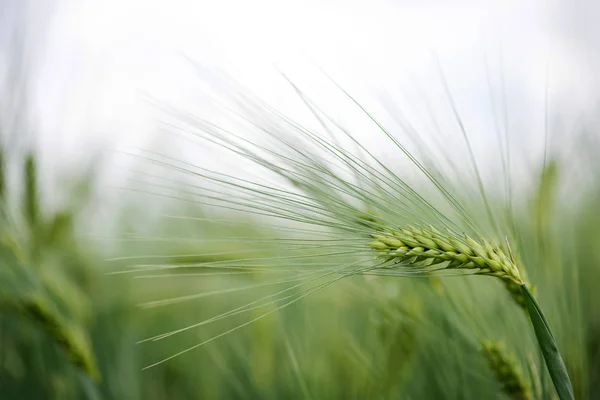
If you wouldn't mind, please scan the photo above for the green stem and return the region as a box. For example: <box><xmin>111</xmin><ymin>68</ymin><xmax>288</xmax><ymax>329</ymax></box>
<box><xmin>521</xmin><ymin>285</ymin><xmax>574</xmax><ymax>400</ymax></box>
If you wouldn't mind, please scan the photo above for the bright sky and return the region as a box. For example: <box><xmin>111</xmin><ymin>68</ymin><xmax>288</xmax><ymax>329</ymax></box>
<box><xmin>2</xmin><ymin>0</ymin><xmax>599</xmax><ymax>188</ymax></box>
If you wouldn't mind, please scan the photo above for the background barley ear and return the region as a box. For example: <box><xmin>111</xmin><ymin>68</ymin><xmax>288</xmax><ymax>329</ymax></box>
<box><xmin>17</xmin><ymin>294</ymin><xmax>100</xmax><ymax>382</ymax></box>
<box><xmin>482</xmin><ymin>341</ymin><xmax>532</xmax><ymax>400</ymax></box>
<box><xmin>0</xmin><ymin>239</ymin><xmax>100</xmax><ymax>382</ymax></box>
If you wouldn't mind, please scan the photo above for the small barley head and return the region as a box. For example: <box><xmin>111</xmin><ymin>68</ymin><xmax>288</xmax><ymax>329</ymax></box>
<box><xmin>482</xmin><ymin>340</ymin><xmax>533</xmax><ymax>400</ymax></box>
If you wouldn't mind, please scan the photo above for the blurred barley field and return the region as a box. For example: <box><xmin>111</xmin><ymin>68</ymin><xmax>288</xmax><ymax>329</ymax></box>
<box><xmin>2</xmin><ymin>1</ymin><xmax>600</xmax><ymax>400</ymax></box>
<box><xmin>2</xmin><ymin>96</ymin><xmax>600</xmax><ymax>400</ymax></box>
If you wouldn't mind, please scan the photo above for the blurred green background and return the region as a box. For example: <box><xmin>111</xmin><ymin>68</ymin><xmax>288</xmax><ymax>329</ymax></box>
<box><xmin>1</xmin><ymin>137</ymin><xmax>599</xmax><ymax>399</ymax></box>
<box><xmin>2</xmin><ymin>2</ymin><xmax>600</xmax><ymax>399</ymax></box>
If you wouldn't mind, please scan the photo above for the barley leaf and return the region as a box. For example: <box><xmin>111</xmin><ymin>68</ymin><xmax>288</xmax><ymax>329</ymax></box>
<box><xmin>521</xmin><ymin>285</ymin><xmax>574</xmax><ymax>400</ymax></box>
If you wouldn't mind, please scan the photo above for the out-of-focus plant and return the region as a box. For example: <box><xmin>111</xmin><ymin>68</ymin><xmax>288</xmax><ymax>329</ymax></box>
<box><xmin>0</xmin><ymin>146</ymin><xmax>101</xmax><ymax>398</ymax></box>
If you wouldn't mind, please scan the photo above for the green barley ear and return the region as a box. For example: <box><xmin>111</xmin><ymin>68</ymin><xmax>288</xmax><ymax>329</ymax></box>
<box><xmin>482</xmin><ymin>341</ymin><xmax>532</xmax><ymax>400</ymax></box>
<box><xmin>370</xmin><ymin>225</ymin><xmax>533</xmax><ymax>310</ymax></box>
<box><xmin>0</xmin><ymin>293</ymin><xmax>100</xmax><ymax>382</ymax></box>
<box><xmin>368</xmin><ymin>226</ymin><xmax>524</xmax><ymax>284</ymax></box>
<box><xmin>0</xmin><ymin>239</ymin><xmax>100</xmax><ymax>382</ymax></box>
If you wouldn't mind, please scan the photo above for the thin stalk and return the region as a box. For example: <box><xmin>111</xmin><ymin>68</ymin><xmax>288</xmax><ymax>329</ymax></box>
<box><xmin>521</xmin><ymin>285</ymin><xmax>573</xmax><ymax>400</ymax></box>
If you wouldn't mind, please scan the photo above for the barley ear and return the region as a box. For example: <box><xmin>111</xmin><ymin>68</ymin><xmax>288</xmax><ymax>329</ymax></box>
<box><xmin>0</xmin><ymin>292</ymin><xmax>100</xmax><ymax>382</ymax></box>
<box><xmin>368</xmin><ymin>226</ymin><xmax>524</xmax><ymax>284</ymax></box>
<box><xmin>24</xmin><ymin>294</ymin><xmax>100</xmax><ymax>382</ymax></box>
<box><xmin>521</xmin><ymin>285</ymin><xmax>574</xmax><ymax>400</ymax></box>
<box><xmin>481</xmin><ymin>341</ymin><xmax>532</xmax><ymax>400</ymax></box>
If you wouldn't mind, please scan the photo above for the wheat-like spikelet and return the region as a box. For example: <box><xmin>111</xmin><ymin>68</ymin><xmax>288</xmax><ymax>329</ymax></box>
<box><xmin>368</xmin><ymin>225</ymin><xmax>525</xmax><ymax>285</ymax></box>
<box><xmin>482</xmin><ymin>341</ymin><xmax>533</xmax><ymax>400</ymax></box>
<box><xmin>23</xmin><ymin>295</ymin><xmax>99</xmax><ymax>380</ymax></box>
<box><xmin>0</xmin><ymin>292</ymin><xmax>100</xmax><ymax>381</ymax></box>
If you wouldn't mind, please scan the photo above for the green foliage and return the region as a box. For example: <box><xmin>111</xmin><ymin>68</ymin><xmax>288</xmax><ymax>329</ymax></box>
<box><xmin>1</xmin><ymin>147</ymin><xmax>599</xmax><ymax>399</ymax></box>
<box><xmin>0</xmin><ymin>78</ymin><xmax>599</xmax><ymax>400</ymax></box>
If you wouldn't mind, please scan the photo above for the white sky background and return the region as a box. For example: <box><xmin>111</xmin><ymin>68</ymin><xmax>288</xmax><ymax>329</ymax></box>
<box><xmin>1</xmin><ymin>0</ymin><xmax>600</xmax><ymax>211</ymax></box>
